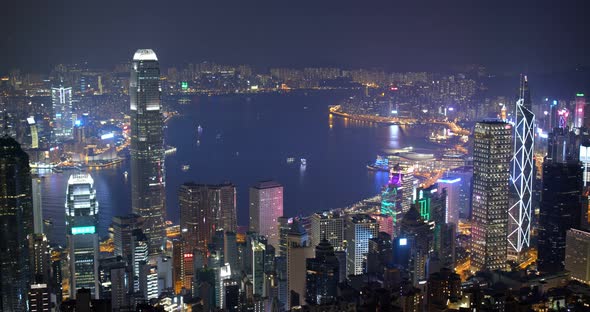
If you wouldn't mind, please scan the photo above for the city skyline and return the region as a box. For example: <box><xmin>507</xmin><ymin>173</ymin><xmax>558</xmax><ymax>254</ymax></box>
<box><xmin>2</xmin><ymin>1</ymin><xmax>590</xmax><ymax>310</ymax></box>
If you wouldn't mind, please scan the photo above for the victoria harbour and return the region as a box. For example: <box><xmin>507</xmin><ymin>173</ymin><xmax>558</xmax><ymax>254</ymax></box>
<box><xmin>41</xmin><ymin>90</ymin><xmax>447</xmax><ymax>245</ymax></box>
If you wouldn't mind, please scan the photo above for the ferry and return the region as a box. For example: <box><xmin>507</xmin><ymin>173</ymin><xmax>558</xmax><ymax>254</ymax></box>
<box><xmin>124</xmin><ymin>171</ymin><xmax>128</xmax><ymax>179</ymax></box>
<box><xmin>300</xmin><ymin>158</ymin><xmax>307</xmax><ymax>166</ymax></box>
<box><xmin>182</xmin><ymin>165</ymin><xmax>190</xmax><ymax>172</ymax></box>
<box><xmin>197</xmin><ymin>125</ymin><xmax>203</xmax><ymax>135</ymax></box>
<box><xmin>286</xmin><ymin>157</ymin><xmax>295</xmax><ymax>164</ymax></box>
<box><xmin>367</xmin><ymin>155</ymin><xmax>390</xmax><ymax>172</ymax></box>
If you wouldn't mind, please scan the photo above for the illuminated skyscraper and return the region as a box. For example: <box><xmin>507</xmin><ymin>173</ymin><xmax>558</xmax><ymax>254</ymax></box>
<box><xmin>249</xmin><ymin>181</ymin><xmax>283</xmax><ymax>251</ymax></box>
<box><xmin>345</xmin><ymin>214</ymin><xmax>379</xmax><ymax>277</ymax></box>
<box><xmin>310</xmin><ymin>211</ymin><xmax>344</xmax><ymax>251</ymax></box>
<box><xmin>65</xmin><ymin>173</ymin><xmax>99</xmax><ymax>298</ymax></box>
<box><xmin>471</xmin><ymin>121</ymin><xmax>512</xmax><ymax>272</ymax></box>
<box><xmin>565</xmin><ymin>228</ymin><xmax>590</xmax><ymax>285</ymax></box>
<box><xmin>437</xmin><ymin>176</ymin><xmax>462</xmax><ymax>227</ymax></box>
<box><xmin>575</xmin><ymin>93</ymin><xmax>586</xmax><ymax>128</ymax></box>
<box><xmin>0</xmin><ymin>136</ymin><xmax>33</xmax><ymax>311</ymax></box>
<box><xmin>179</xmin><ymin>183</ymin><xmax>237</xmax><ymax>252</ymax></box>
<box><xmin>130</xmin><ymin>49</ymin><xmax>166</xmax><ymax>254</ymax></box>
<box><xmin>51</xmin><ymin>84</ymin><xmax>73</xmax><ymax>141</ymax></box>
<box><xmin>508</xmin><ymin>76</ymin><xmax>535</xmax><ymax>256</ymax></box>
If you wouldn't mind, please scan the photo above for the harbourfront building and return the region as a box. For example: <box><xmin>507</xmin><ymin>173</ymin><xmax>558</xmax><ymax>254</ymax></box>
<box><xmin>65</xmin><ymin>173</ymin><xmax>100</xmax><ymax>298</ymax></box>
<box><xmin>470</xmin><ymin>120</ymin><xmax>512</xmax><ymax>272</ymax></box>
<box><xmin>249</xmin><ymin>180</ymin><xmax>283</xmax><ymax>251</ymax></box>
<box><xmin>130</xmin><ymin>49</ymin><xmax>166</xmax><ymax>254</ymax></box>
<box><xmin>0</xmin><ymin>136</ymin><xmax>33</xmax><ymax>311</ymax></box>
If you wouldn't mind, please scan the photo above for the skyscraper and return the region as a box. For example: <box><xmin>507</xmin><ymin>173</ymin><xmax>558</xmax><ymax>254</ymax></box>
<box><xmin>112</xmin><ymin>213</ymin><xmax>144</xmax><ymax>263</ymax></box>
<box><xmin>65</xmin><ymin>173</ymin><xmax>100</xmax><ymax>298</ymax></box>
<box><xmin>310</xmin><ymin>211</ymin><xmax>345</xmax><ymax>251</ymax></box>
<box><xmin>179</xmin><ymin>183</ymin><xmax>237</xmax><ymax>252</ymax></box>
<box><xmin>538</xmin><ymin>159</ymin><xmax>583</xmax><ymax>273</ymax></box>
<box><xmin>345</xmin><ymin>214</ymin><xmax>379</xmax><ymax>277</ymax></box>
<box><xmin>508</xmin><ymin>75</ymin><xmax>535</xmax><ymax>256</ymax></box>
<box><xmin>565</xmin><ymin>228</ymin><xmax>590</xmax><ymax>285</ymax></box>
<box><xmin>51</xmin><ymin>84</ymin><xmax>73</xmax><ymax>141</ymax></box>
<box><xmin>305</xmin><ymin>240</ymin><xmax>339</xmax><ymax>305</ymax></box>
<box><xmin>470</xmin><ymin>120</ymin><xmax>512</xmax><ymax>272</ymax></box>
<box><xmin>249</xmin><ymin>181</ymin><xmax>283</xmax><ymax>251</ymax></box>
<box><xmin>130</xmin><ymin>49</ymin><xmax>166</xmax><ymax>254</ymax></box>
<box><xmin>0</xmin><ymin>136</ymin><xmax>33</xmax><ymax>311</ymax></box>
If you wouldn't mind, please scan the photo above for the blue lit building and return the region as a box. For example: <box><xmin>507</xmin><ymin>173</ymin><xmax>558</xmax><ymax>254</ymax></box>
<box><xmin>65</xmin><ymin>174</ymin><xmax>99</xmax><ymax>298</ymax></box>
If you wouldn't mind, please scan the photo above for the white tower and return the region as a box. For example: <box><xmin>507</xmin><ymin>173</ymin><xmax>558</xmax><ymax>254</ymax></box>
<box><xmin>508</xmin><ymin>75</ymin><xmax>535</xmax><ymax>255</ymax></box>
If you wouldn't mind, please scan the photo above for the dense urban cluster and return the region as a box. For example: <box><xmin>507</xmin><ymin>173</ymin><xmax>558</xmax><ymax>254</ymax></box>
<box><xmin>1</xmin><ymin>48</ymin><xmax>590</xmax><ymax>312</ymax></box>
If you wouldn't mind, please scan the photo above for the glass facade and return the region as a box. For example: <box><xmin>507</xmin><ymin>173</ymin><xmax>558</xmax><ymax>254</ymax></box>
<box><xmin>470</xmin><ymin>121</ymin><xmax>512</xmax><ymax>272</ymax></box>
<box><xmin>130</xmin><ymin>49</ymin><xmax>166</xmax><ymax>254</ymax></box>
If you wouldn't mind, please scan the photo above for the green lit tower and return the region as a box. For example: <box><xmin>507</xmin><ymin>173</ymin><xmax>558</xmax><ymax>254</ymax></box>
<box><xmin>0</xmin><ymin>136</ymin><xmax>33</xmax><ymax>311</ymax></box>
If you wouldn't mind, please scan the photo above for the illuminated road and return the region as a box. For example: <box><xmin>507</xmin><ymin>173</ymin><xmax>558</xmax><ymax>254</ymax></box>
<box><xmin>519</xmin><ymin>248</ymin><xmax>537</xmax><ymax>269</ymax></box>
<box><xmin>329</xmin><ymin>105</ymin><xmax>471</xmax><ymax>137</ymax></box>
<box><xmin>455</xmin><ymin>258</ymin><xmax>471</xmax><ymax>281</ymax></box>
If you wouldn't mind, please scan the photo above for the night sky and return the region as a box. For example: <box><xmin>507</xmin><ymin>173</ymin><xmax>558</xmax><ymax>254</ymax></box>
<box><xmin>0</xmin><ymin>0</ymin><xmax>588</xmax><ymax>73</ymax></box>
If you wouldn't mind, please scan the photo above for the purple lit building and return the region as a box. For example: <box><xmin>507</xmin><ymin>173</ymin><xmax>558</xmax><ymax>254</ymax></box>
<box><xmin>249</xmin><ymin>181</ymin><xmax>284</xmax><ymax>252</ymax></box>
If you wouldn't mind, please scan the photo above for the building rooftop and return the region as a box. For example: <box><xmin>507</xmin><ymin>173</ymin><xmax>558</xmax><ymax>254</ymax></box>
<box><xmin>67</xmin><ymin>173</ymin><xmax>94</xmax><ymax>185</ymax></box>
<box><xmin>133</xmin><ymin>49</ymin><xmax>158</xmax><ymax>61</ymax></box>
<box><xmin>252</xmin><ymin>180</ymin><xmax>282</xmax><ymax>189</ymax></box>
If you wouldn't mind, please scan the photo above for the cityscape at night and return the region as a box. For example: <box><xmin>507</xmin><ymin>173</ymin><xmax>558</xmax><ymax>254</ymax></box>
<box><xmin>1</xmin><ymin>1</ymin><xmax>590</xmax><ymax>311</ymax></box>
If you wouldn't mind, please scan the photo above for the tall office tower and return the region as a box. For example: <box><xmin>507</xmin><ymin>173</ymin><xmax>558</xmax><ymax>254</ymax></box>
<box><xmin>278</xmin><ymin>216</ymin><xmax>291</xmax><ymax>257</ymax></box>
<box><xmin>28</xmin><ymin>116</ymin><xmax>39</xmax><ymax>148</ymax></box>
<box><xmin>51</xmin><ymin>83</ymin><xmax>73</xmax><ymax>141</ymax></box>
<box><xmin>470</xmin><ymin>120</ymin><xmax>512</xmax><ymax>272</ymax></box>
<box><xmin>565</xmin><ymin>229</ymin><xmax>590</xmax><ymax>285</ymax></box>
<box><xmin>252</xmin><ymin>239</ymin><xmax>266</xmax><ymax>296</ymax></box>
<box><xmin>29</xmin><ymin>233</ymin><xmax>50</xmax><ymax>284</ymax></box>
<box><xmin>400</xmin><ymin>205</ymin><xmax>434</xmax><ymax>285</ymax></box>
<box><xmin>131</xmin><ymin>229</ymin><xmax>149</xmax><ymax>293</ymax></box>
<box><xmin>112</xmin><ymin>213</ymin><xmax>144</xmax><ymax>262</ymax></box>
<box><xmin>65</xmin><ymin>173</ymin><xmax>100</xmax><ymax>298</ymax></box>
<box><xmin>130</xmin><ymin>49</ymin><xmax>166</xmax><ymax>254</ymax></box>
<box><xmin>179</xmin><ymin>183</ymin><xmax>237</xmax><ymax>253</ymax></box>
<box><xmin>538</xmin><ymin>160</ymin><xmax>583</xmax><ymax>273</ymax></box>
<box><xmin>249</xmin><ymin>181</ymin><xmax>283</xmax><ymax>251</ymax></box>
<box><xmin>286</xmin><ymin>220</ymin><xmax>313</xmax><ymax>309</ymax></box>
<box><xmin>310</xmin><ymin>211</ymin><xmax>344</xmax><ymax>251</ymax></box>
<box><xmin>32</xmin><ymin>176</ymin><xmax>43</xmax><ymax>234</ymax></box>
<box><xmin>508</xmin><ymin>76</ymin><xmax>535</xmax><ymax>256</ymax></box>
<box><xmin>437</xmin><ymin>176</ymin><xmax>462</xmax><ymax>228</ymax></box>
<box><xmin>110</xmin><ymin>264</ymin><xmax>129</xmax><ymax>311</ymax></box>
<box><xmin>210</xmin><ymin>183</ymin><xmax>237</xmax><ymax>233</ymax></box>
<box><xmin>305</xmin><ymin>240</ymin><xmax>339</xmax><ymax>305</ymax></box>
<box><xmin>179</xmin><ymin>183</ymin><xmax>207</xmax><ymax>252</ymax></box>
<box><xmin>370</xmin><ymin>214</ymin><xmax>394</xmax><ymax>237</ymax></box>
<box><xmin>224</xmin><ymin>232</ymin><xmax>239</xmax><ymax>279</ymax></box>
<box><xmin>0</xmin><ymin>136</ymin><xmax>33</xmax><ymax>312</ymax></box>
<box><xmin>448</xmin><ymin>166</ymin><xmax>473</xmax><ymax>219</ymax></box>
<box><xmin>345</xmin><ymin>214</ymin><xmax>379</xmax><ymax>277</ymax></box>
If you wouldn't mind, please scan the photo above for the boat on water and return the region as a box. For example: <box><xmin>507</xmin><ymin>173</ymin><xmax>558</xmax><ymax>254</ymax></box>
<box><xmin>286</xmin><ymin>157</ymin><xmax>295</xmax><ymax>164</ymax></box>
<box><xmin>367</xmin><ymin>155</ymin><xmax>390</xmax><ymax>172</ymax></box>
<box><xmin>197</xmin><ymin>125</ymin><xmax>203</xmax><ymax>135</ymax></box>
<box><xmin>124</xmin><ymin>171</ymin><xmax>128</xmax><ymax>179</ymax></box>
<box><xmin>182</xmin><ymin>165</ymin><xmax>190</xmax><ymax>172</ymax></box>
<box><xmin>300</xmin><ymin>158</ymin><xmax>307</xmax><ymax>166</ymax></box>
